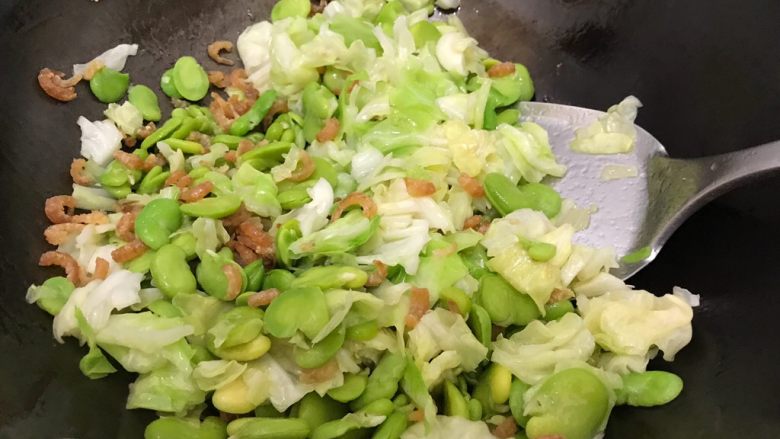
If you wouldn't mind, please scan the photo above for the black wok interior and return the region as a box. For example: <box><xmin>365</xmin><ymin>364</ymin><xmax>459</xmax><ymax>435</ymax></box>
<box><xmin>1</xmin><ymin>0</ymin><xmax>779</xmax><ymax>437</ymax></box>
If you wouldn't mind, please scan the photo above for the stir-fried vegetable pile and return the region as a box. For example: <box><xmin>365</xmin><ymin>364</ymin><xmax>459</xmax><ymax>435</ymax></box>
<box><xmin>28</xmin><ymin>0</ymin><xmax>699</xmax><ymax>438</ymax></box>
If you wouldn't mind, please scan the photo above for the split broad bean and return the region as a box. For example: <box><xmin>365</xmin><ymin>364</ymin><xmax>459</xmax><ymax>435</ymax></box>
<box><xmin>476</xmin><ymin>274</ymin><xmax>540</xmax><ymax>326</ymax></box>
<box><xmin>150</xmin><ymin>244</ymin><xmax>196</xmax><ymax>298</ymax></box>
<box><xmin>90</xmin><ymin>67</ymin><xmax>130</xmax><ymax>103</ymax></box>
<box><xmin>229</xmin><ymin>90</ymin><xmax>278</xmax><ymax>136</ymax></box>
<box><xmin>135</xmin><ymin>199</ymin><xmax>183</xmax><ymax>249</ymax></box>
<box><xmin>172</xmin><ymin>56</ymin><xmax>209</xmax><ymax>101</ymax></box>
<box><xmin>484</xmin><ymin>172</ymin><xmax>562</xmax><ymax>218</ymax></box>
<box><xmin>128</xmin><ymin>84</ymin><xmax>161</xmax><ymax>121</ymax></box>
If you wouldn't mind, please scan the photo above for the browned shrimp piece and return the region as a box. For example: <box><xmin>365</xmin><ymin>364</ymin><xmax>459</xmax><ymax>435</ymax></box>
<box><xmin>187</xmin><ymin>132</ymin><xmax>212</xmax><ymax>148</ymax></box>
<box><xmin>39</xmin><ymin>251</ymin><xmax>84</xmax><ymax>285</ymax></box>
<box><xmin>116</xmin><ymin>210</ymin><xmax>139</xmax><ymax>242</ymax></box>
<box><xmin>123</xmin><ymin>135</ymin><xmax>138</xmax><ymax>148</ymax></box>
<box><xmin>164</xmin><ymin>170</ymin><xmax>193</xmax><ymax>188</ymax></box>
<box><xmin>221</xmin><ymin>205</ymin><xmax>253</xmax><ymax>230</ymax></box>
<box><xmin>247</xmin><ymin>288</ymin><xmax>280</xmax><ymax>307</ymax></box>
<box><xmin>331</xmin><ymin>192</ymin><xmax>377</xmax><ymax>221</ymax></box>
<box><xmin>208</xmin><ymin>40</ymin><xmax>235</xmax><ymax>65</ymax></box>
<box><xmin>90</xmin><ymin>257</ymin><xmax>110</xmax><ymax>281</ymax></box>
<box><xmin>71</xmin><ymin>211</ymin><xmax>110</xmax><ymax>225</ymax></box>
<box><xmin>111</xmin><ymin>239</ymin><xmax>148</xmax><ymax>263</ymax></box>
<box><xmin>208</xmin><ymin>70</ymin><xmax>229</xmax><ymax>88</ymax></box>
<box><xmin>236</xmin><ymin>220</ymin><xmax>275</xmax><ymax>263</ymax></box>
<box><xmin>45</xmin><ymin>195</ymin><xmax>76</xmax><ymax>224</ymax></box>
<box><xmin>227</xmin><ymin>240</ymin><xmax>260</xmax><ymax>266</ymax></box>
<box><xmin>487</xmin><ymin>62</ymin><xmax>516</xmax><ymax>78</ymax></box>
<box><xmin>404</xmin><ymin>178</ymin><xmax>436</xmax><ymax>197</ymax></box>
<box><xmin>37</xmin><ymin>68</ymin><xmax>81</xmax><ymax>102</ymax></box>
<box><xmin>287</xmin><ymin>151</ymin><xmax>316</xmax><ymax>182</ymax></box>
<box><xmin>405</xmin><ymin>287</ymin><xmax>430</xmax><ymax>329</ymax></box>
<box><xmin>407</xmin><ymin>410</ymin><xmax>424</xmax><ymax>422</ymax></box>
<box><xmin>137</xmin><ymin>122</ymin><xmax>157</xmax><ymax>139</ymax></box>
<box><xmin>209</xmin><ymin>92</ymin><xmax>239</xmax><ymax>131</ymax></box>
<box><xmin>548</xmin><ymin>287</ymin><xmax>573</xmax><ymax>304</ymax></box>
<box><xmin>142</xmin><ymin>153</ymin><xmax>167</xmax><ymax>171</ymax></box>
<box><xmin>491</xmin><ymin>416</ymin><xmax>518</xmax><ymax>439</ymax></box>
<box><xmin>44</xmin><ymin>223</ymin><xmax>85</xmax><ymax>245</ymax></box>
<box><xmin>447</xmin><ymin>300</ymin><xmax>461</xmax><ymax>315</ymax></box>
<box><xmin>262</xmin><ymin>99</ymin><xmax>289</xmax><ymax>129</ymax></box>
<box><xmin>463</xmin><ymin>215</ymin><xmax>490</xmax><ymax>233</ymax></box>
<box><xmin>222</xmin><ymin>264</ymin><xmax>243</xmax><ymax>300</ymax></box>
<box><xmin>228</xmin><ymin>68</ymin><xmax>259</xmax><ymax>100</ymax></box>
<box><xmin>365</xmin><ymin>260</ymin><xmax>388</xmax><ymax>287</ymax></box>
<box><xmin>299</xmin><ymin>358</ymin><xmax>340</xmax><ymax>384</ymax></box>
<box><xmin>70</xmin><ymin>159</ymin><xmax>93</xmax><ymax>185</ymax></box>
<box><xmin>113</xmin><ymin>150</ymin><xmax>143</xmax><ymax>170</ymax></box>
<box><xmin>310</xmin><ymin>0</ymin><xmax>328</xmax><ymax>15</ymax></box>
<box><xmin>224</xmin><ymin>150</ymin><xmax>237</xmax><ymax>164</ymax></box>
<box><xmin>237</xmin><ymin>139</ymin><xmax>262</xmax><ymax>156</ymax></box>
<box><xmin>316</xmin><ymin>118</ymin><xmax>340</xmax><ymax>142</ymax></box>
<box><xmin>180</xmin><ymin>181</ymin><xmax>214</xmax><ymax>203</ymax></box>
<box><xmin>458</xmin><ymin>173</ymin><xmax>485</xmax><ymax>198</ymax></box>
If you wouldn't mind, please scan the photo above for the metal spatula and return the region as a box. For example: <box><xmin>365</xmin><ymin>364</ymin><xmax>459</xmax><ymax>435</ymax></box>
<box><xmin>520</xmin><ymin>101</ymin><xmax>780</xmax><ymax>280</ymax></box>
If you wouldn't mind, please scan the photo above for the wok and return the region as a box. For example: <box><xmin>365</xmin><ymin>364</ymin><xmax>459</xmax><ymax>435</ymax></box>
<box><xmin>1</xmin><ymin>0</ymin><xmax>779</xmax><ymax>437</ymax></box>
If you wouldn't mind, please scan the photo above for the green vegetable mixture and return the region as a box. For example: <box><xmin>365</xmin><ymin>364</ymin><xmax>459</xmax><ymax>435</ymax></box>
<box><xmin>27</xmin><ymin>1</ymin><xmax>699</xmax><ymax>438</ymax></box>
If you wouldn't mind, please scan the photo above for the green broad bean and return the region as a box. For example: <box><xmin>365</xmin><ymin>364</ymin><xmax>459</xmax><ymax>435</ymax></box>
<box><xmin>147</xmin><ymin>299</ymin><xmax>183</xmax><ymax>318</ymax></box>
<box><xmin>363</xmin><ymin>398</ymin><xmax>394</xmax><ymax>417</ymax></box>
<box><xmin>172</xmin><ymin>56</ymin><xmax>209</xmax><ymax>101</ymax></box>
<box><xmin>151</xmin><ymin>244</ymin><xmax>197</xmax><ymax>298</ymax></box>
<box><xmin>200</xmin><ymin>417</ymin><xmax>228</xmax><ymax>439</ymax></box>
<box><xmin>192</xmin><ymin>343</ymin><xmax>215</xmax><ymax>364</ymax></box>
<box><xmin>264</xmin><ymin>287</ymin><xmax>330</xmax><ymax>339</ymax></box>
<box><xmin>279</xmin><ymin>128</ymin><xmax>296</xmax><ymax>143</ymax></box>
<box><xmin>290</xmin><ymin>266</ymin><xmax>368</xmax><ymax>290</ymax></box>
<box><xmin>294</xmin><ymin>325</ymin><xmax>345</xmax><ymax>369</ymax></box>
<box><xmin>409</xmin><ymin>20</ymin><xmax>441</xmax><ymax>49</ymax></box>
<box><xmin>617</xmin><ymin>371</ymin><xmax>683</xmax><ymax>407</ymax></box>
<box><xmin>345</xmin><ymin>320</ymin><xmax>379</xmax><ymax>342</ymax></box>
<box><xmin>526</xmin><ymin>241</ymin><xmax>557</xmax><ymax>262</ymax></box>
<box><xmin>275</xmin><ymin>220</ymin><xmax>302</xmax><ymax>268</ymax></box>
<box><xmin>472</xmin><ymin>370</ymin><xmax>496</xmax><ymax>418</ymax></box>
<box><xmin>254</xmin><ymin>404</ymin><xmax>285</xmax><ymax>418</ymax></box>
<box><xmin>297</xmin><ymin>393</ymin><xmax>347</xmax><ymax>431</ymax></box>
<box><xmin>509</xmin><ymin>379</ymin><xmax>531</xmax><ymax>427</ymax></box>
<box><xmin>212</xmin><ymin>134</ymin><xmax>245</xmax><ymax>149</ymax></box>
<box><xmin>476</xmin><ymin>274</ymin><xmax>540</xmax><ymax>326</ymax></box>
<box><xmin>371</xmin><ymin>411</ymin><xmax>407</xmax><ymax>439</ymax></box>
<box><xmin>163</xmin><ymin>137</ymin><xmax>205</xmax><ymax>154</ymax></box>
<box><xmin>125</xmin><ymin>249</ymin><xmax>156</xmax><ymax>273</ymax></box>
<box><xmin>438</xmin><ymin>286</ymin><xmax>471</xmax><ymax>317</ymax></box>
<box><xmin>90</xmin><ymin>67</ymin><xmax>130</xmax><ymax>103</ymax></box>
<box><xmin>135</xmin><ymin>198</ymin><xmax>183</xmax><ymax>249</ymax></box>
<box><xmin>180</xmin><ymin>194</ymin><xmax>242</xmax><ymax>219</ymax></box>
<box><xmin>351</xmin><ymin>352</ymin><xmax>407</xmax><ymax>410</ymax></box>
<box><xmin>524</xmin><ymin>368</ymin><xmax>610</xmax><ymax>439</ymax></box>
<box><xmin>621</xmin><ymin>245</ymin><xmax>652</xmax><ymax>264</ymax></box>
<box><xmin>197</xmin><ymin>250</ymin><xmax>245</xmax><ymax>300</ymax></box>
<box><xmin>323</xmin><ymin>67</ymin><xmax>347</xmax><ymax>95</ymax></box>
<box><xmin>468</xmin><ymin>304</ymin><xmax>492</xmax><ymax>348</ymax></box>
<box><xmin>328</xmin><ymin>373</ymin><xmax>368</xmax><ymax>403</ymax></box>
<box><xmin>104</xmin><ymin>183</ymin><xmax>131</xmax><ymax>199</ymax></box>
<box><xmin>210</xmin><ymin>333</ymin><xmax>271</xmax><ymax>362</ymax></box>
<box><xmin>495</xmin><ymin>108</ymin><xmax>521</xmax><ymax>126</ymax></box>
<box><xmin>243</xmin><ymin>260</ymin><xmax>266</xmax><ymax>292</ymax></box>
<box><xmin>160</xmin><ymin>68</ymin><xmax>182</xmax><ymax>99</ymax></box>
<box><xmin>483</xmin><ymin>100</ymin><xmax>499</xmax><ymax>131</ymax></box>
<box><xmin>239</xmin><ymin>141</ymin><xmax>293</xmax><ymax>170</ymax></box>
<box><xmin>467</xmin><ymin>398</ymin><xmax>482</xmax><ymax>421</ymax></box>
<box><xmin>517</xmin><ymin>183</ymin><xmax>562</xmax><ymax>218</ymax></box>
<box><xmin>141</xmin><ymin>117</ymin><xmax>183</xmax><ymax>150</ymax></box>
<box><xmin>137</xmin><ymin>166</ymin><xmax>170</xmax><ymax>195</ymax></box>
<box><xmin>99</xmin><ymin>159</ymin><xmax>136</xmax><ymax>187</ymax></box>
<box><xmin>543</xmin><ymin>300</ymin><xmax>574</xmax><ymax>321</ymax></box>
<box><xmin>391</xmin><ymin>394</ymin><xmax>409</xmax><ymax>408</ymax></box>
<box><xmin>443</xmin><ymin>380</ymin><xmax>470</xmax><ymax>419</ymax></box>
<box><xmin>483</xmin><ymin>172</ymin><xmax>523</xmax><ymax>217</ymax></box>
<box><xmin>170</xmin><ymin>232</ymin><xmax>197</xmax><ymax>260</ymax></box>
<box><xmin>278</xmin><ymin>187</ymin><xmax>312</xmax><ymax>210</ymax></box>
<box><xmin>229</xmin><ymin>90</ymin><xmax>278</xmax><ymax>136</ymax></box>
<box><xmin>152</xmin><ymin>417</ymin><xmax>205</xmax><ymax>439</ymax></box>
<box><xmin>310</xmin><ymin>157</ymin><xmax>340</xmax><ymax>187</ymax></box>
<box><xmin>189</xmin><ymin>166</ymin><xmax>210</xmax><ymax>180</ymax></box>
<box><xmin>32</xmin><ymin>276</ymin><xmax>75</xmax><ymax>315</ymax></box>
<box><xmin>246</xmin><ymin>132</ymin><xmax>265</xmax><ymax>143</ymax></box>
<box><xmin>375</xmin><ymin>0</ymin><xmax>405</xmax><ymax>30</ymax></box>
<box><xmin>208</xmin><ymin>306</ymin><xmax>264</xmax><ymax>350</ymax></box>
<box><xmin>128</xmin><ymin>85</ymin><xmax>161</xmax><ymax>121</ymax></box>
<box><xmin>262</xmin><ymin>269</ymin><xmax>295</xmax><ymax>292</ymax></box>
<box><xmin>171</xmin><ymin>108</ymin><xmax>189</xmax><ymax>119</ymax></box>
<box><xmin>271</xmin><ymin>0</ymin><xmax>311</xmax><ymax>21</ymax></box>
<box><xmin>487</xmin><ymin>363</ymin><xmax>512</xmax><ymax>405</ymax></box>
<box><xmin>227</xmin><ymin>417</ymin><xmax>310</xmax><ymax>439</ymax></box>
<box><xmin>169</xmin><ymin>117</ymin><xmax>200</xmax><ymax>140</ymax></box>
<box><xmin>264</xmin><ymin>119</ymin><xmax>285</xmax><ymax>142</ymax></box>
